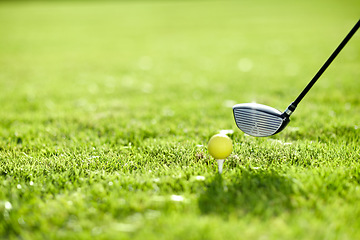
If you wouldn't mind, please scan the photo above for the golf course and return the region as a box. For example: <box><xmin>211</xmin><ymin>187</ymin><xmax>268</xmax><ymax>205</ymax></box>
<box><xmin>0</xmin><ymin>0</ymin><xmax>359</xmax><ymax>239</ymax></box>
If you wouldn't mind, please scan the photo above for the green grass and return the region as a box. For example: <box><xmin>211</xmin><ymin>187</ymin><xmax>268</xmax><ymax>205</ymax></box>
<box><xmin>1</xmin><ymin>0</ymin><xmax>360</xmax><ymax>239</ymax></box>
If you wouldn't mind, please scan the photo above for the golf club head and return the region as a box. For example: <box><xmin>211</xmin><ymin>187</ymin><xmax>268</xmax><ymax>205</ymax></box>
<box><xmin>233</xmin><ymin>103</ymin><xmax>290</xmax><ymax>137</ymax></box>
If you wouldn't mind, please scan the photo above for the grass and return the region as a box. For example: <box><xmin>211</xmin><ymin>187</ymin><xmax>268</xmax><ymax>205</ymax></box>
<box><xmin>0</xmin><ymin>0</ymin><xmax>360</xmax><ymax>239</ymax></box>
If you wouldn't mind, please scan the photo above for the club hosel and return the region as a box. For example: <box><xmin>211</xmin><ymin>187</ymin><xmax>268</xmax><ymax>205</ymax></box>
<box><xmin>283</xmin><ymin>102</ymin><xmax>297</xmax><ymax>117</ymax></box>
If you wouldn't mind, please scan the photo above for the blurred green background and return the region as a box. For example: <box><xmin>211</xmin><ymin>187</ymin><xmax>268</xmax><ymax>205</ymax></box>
<box><xmin>0</xmin><ymin>0</ymin><xmax>359</xmax><ymax>239</ymax></box>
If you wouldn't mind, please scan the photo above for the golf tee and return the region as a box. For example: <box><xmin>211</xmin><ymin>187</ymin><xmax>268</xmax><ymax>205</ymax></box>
<box><xmin>217</xmin><ymin>159</ymin><xmax>224</xmax><ymax>174</ymax></box>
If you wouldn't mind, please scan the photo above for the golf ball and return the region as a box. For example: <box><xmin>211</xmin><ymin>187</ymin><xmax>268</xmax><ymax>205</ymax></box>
<box><xmin>207</xmin><ymin>134</ymin><xmax>233</xmax><ymax>159</ymax></box>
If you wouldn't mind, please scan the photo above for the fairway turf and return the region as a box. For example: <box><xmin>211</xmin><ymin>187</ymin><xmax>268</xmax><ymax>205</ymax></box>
<box><xmin>1</xmin><ymin>0</ymin><xmax>360</xmax><ymax>239</ymax></box>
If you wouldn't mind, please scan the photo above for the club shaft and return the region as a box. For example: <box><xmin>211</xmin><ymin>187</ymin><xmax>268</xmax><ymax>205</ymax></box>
<box><xmin>288</xmin><ymin>19</ymin><xmax>360</xmax><ymax>113</ymax></box>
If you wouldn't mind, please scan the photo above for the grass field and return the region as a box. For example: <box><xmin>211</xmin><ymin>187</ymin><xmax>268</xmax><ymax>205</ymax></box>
<box><xmin>0</xmin><ymin>0</ymin><xmax>360</xmax><ymax>239</ymax></box>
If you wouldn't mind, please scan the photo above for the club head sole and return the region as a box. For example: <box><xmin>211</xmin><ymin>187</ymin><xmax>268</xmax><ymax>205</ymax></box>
<box><xmin>233</xmin><ymin>103</ymin><xmax>289</xmax><ymax>137</ymax></box>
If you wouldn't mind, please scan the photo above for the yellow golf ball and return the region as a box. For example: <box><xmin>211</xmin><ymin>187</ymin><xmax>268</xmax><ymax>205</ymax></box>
<box><xmin>207</xmin><ymin>134</ymin><xmax>233</xmax><ymax>159</ymax></box>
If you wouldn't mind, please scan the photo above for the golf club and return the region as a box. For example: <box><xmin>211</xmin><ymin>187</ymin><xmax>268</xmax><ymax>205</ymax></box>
<box><xmin>233</xmin><ymin>19</ymin><xmax>360</xmax><ymax>137</ymax></box>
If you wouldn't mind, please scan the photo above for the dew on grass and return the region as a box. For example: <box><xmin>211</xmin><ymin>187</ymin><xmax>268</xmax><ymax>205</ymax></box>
<box><xmin>17</xmin><ymin>184</ymin><xmax>22</xmax><ymax>189</ymax></box>
<box><xmin>170</xmin><ymin>195</ymin><xmax>184</xmax><ymax>202</ymax></box>
<box><xmin>29</xmin><ymin>181</ymin><xmax>34</xmax><ymax>186</ymax></box>
<box><xmin>219</xmin><ymin>129</ymin><xmax>234</xmax><ymax>135</ymax></box>
<box><xmin>4</xmin><ymin>201</ymin><xmax>12</xmax><ymax>210</ymax></box>
<box><xmin>22</xmin><ymin>152</ymin><xmax>33</xmax><ymax>159</ymax></box>
<box><xmin>194</xmin><ymin>176</ymin><xmax>206</xmax><ymax>181</ymax></box>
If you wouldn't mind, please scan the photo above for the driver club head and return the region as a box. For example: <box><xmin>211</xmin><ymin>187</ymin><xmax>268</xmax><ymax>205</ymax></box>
<box><xmin>233</xmin><ymin>103</ymin><xmax>290</xmax><ymax>137</ymax></box>
<box><xmin>231</xmin><ymin>20</ymin><xmax>360</xmax><ymax>137</ymax></box>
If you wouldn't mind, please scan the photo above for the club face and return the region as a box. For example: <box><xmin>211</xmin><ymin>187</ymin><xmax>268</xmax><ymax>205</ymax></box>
<box><xmin>233</xmin><ymin>103</ymin><xmax>289</xmax><ymax>137</ymax></box>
